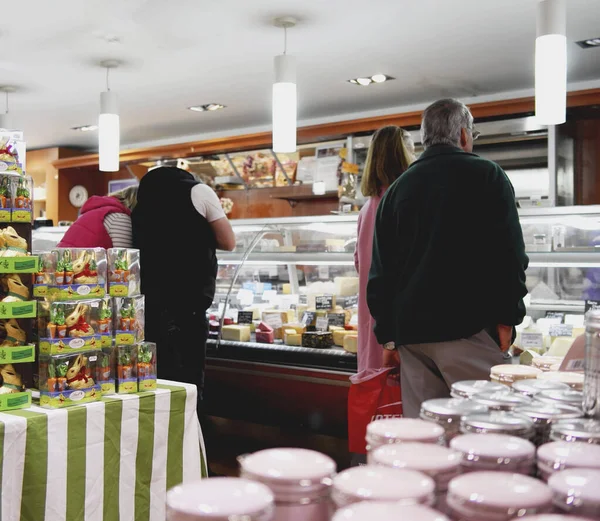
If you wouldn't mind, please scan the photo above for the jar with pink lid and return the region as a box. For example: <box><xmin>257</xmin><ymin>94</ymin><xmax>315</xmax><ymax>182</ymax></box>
<box><xmin>366</xmin><ymin>418</ymin><xmax>445</xmax><ymax>452</ymax></box>
<box><xmin>536</xmin><ymin>441</ymin><xmax>600</xmax><ymax>481</ymax></box>
<box><xmin>548</xmin><ymin>469</ymin><xmax>600</xmax><ymax>518</ymax></box>
<box><xmin>369</xmin><ymin>442</ymin><xmax>461</xmax><ymax>512</ymax></box>
<box><xmin>512</xmin><ymin>379</ymin><xmax>570</xmax><ymax>397</ymax></box>
<box><xmin>331</xmin><ymin>466</ymin><xmax>435</xmax><ymax>509</ymax></box>
<box><xmin>446</xmin><ymin>471</ymin><xmax>552</xmax><ymax>521</ymax></box>
<box><xmin>460</xmin><ymin>411</ymin><xmax>535</xmax><ymax>441</ymax></box>
<box><xmin>450</xmin><ymin>380</ymin><xmax>506</xmax><ymax>399</ymax></box>
<box><xmin>332</xmin><ymin>501</ymin><xmax>450</xmax><ymax>521</ymax></box>
<box><xmin>508</xmin><ymin>515</ymin><xmax>595</xmax><ymax>521</ymax></box>
<box><xmin>450</xmin><ymin>433</ymin><xmax>536</xmax><ymax>475</ymax></box>
<box><xmin>471</xmin><ymin>390</ymin><xmax>532</xmax><ymax>411</ymax></box>
<box><xmin>549</xmin><ymin>418</ymin><xmax>600</xmax><ymax>444</ymax></box>
<box><xmin>420</xmin><ymin>398</ymin><xmax>488</xmax><ymax>443</ymax></box>
<box><xmin>238</xmin><ymin>448</ymin><xmax>335</xmax><ymax>521</ymax></box>
<box><xmin>166</xmin><ymin>477</ymin><xmax>274</xmax><ymax>521</ymax></box>
<box><xmin>514</xmin><ymin>403</ymin><xmax>582</xmax><ymax>445</ymax></box>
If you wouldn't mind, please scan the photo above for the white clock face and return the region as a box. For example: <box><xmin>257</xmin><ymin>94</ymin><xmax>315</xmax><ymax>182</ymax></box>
<box><xmin>69</xmin><ymin>185</ymin><xmax>89</xmax><ymax>208</ymax></box>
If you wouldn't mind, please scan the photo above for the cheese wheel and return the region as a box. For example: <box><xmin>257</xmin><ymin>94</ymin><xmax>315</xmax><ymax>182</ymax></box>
<box><xmin>221</xmin><ymin>325</ymin><xmax>251</xmax><ymax>342</ymax></box>
<box><xmin>333</xmin><ymin>329</ymin><xmax>353</xmax><ymax>346</ymax></box>
<box><xmin>343</xmin><ymin>334</ymin><xmax>358</xmax><ymax>353</ymax></box>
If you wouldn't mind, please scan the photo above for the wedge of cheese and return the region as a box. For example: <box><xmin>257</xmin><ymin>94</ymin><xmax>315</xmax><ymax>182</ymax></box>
<box><xmin>333</xmin><ymin>329</ymin><xmax>353</xmax><ymax>346</ymax></box>
<box><xmin>284</xmin><ymin>329</ymin><xmax>302</xmax><ymax>346</ymax></box>
<box><xmin>221</xmin><ymin>325</ymin><xmax>251</xmax><ymax>342</ymax></box>
<box><xmin>343</xmin><ymin>334</ymin><xmax>358</xmax><ymax>353</ymax></box>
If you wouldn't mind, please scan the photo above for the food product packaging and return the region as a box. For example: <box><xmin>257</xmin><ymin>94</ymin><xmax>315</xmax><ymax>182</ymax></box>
<box><xmin>137</xmin><ymin>342</ymin><xmax>157</xmax><ymax>391</ymax></box>
<box><xmin>112</xmin><ymin>295</ymin><xmax>145</xmax><ymax>345</ymax></box>
<box><xmin>107</xmin><ymin>248</ymin><xmax>140</xmax><ymax>297</ymax></box>
<box><xmin>50</xmin><ymin>248</ymin><xmax>107</xmax><ymax>300</ymax></box>
<box><xmin>116</xmin><ymin>344</ymin><xmax>138</xmax><ymax>394</ymax></box>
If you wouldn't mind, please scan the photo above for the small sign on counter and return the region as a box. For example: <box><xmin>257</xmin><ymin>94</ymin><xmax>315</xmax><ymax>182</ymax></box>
<box><xmin>315</xmin><ymin>316</ymin><xmax>329</xmax><ymax>332</ymax></box>
<box><xmin>315</xmin><ymin>295</ymin><xmax>334</xmax><ymax>310</ymax></box>
<box><xmin>328</xmin><ymin>313</ymin><xmax>346</xmax><ymax>328</ymax></box>
<box><xmin>549</xmin><ymin>324</ymin><xmax>573</xmax><ymax>337</ymax></box>
<box><xmin>344</xmin><ymin>295</ymin><xmax>358</xmax><ymax>309</ymax></box>
<box><xmin>263</xmin><ymin>313</ymin><xmax>283</xmax><ymax>330</ymax></box>
<box><xmin>237</xmin><ymin>311</ymin><xmax>254</xmax><ymax>324</ymax></box>
<box><xmin>521</xmin><ymin>332</ymin><xmax>544</xmax><ymax>349</ymax></box>
<box><xmin>301</xmin><ymin>311</ymin><xmax>315</xmax><ymax>326</ymax></box>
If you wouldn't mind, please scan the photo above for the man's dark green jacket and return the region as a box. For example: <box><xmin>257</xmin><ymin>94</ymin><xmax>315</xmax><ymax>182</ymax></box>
<box><xmin>367</xmin><ymin>144</ymin><xmax>529</xmax><ymax>346</ymax></box>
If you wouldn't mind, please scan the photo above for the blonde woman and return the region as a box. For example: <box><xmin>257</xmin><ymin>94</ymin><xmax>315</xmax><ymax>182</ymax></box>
<box><xmin>58</xmin><ymin>185</ymin><xmax>138</xmax><ymax>249</ymax></box>
<box><xmin>354</xmin><ymin>126</ymin><xmax>414</xmax><ymax>372</ymax></box>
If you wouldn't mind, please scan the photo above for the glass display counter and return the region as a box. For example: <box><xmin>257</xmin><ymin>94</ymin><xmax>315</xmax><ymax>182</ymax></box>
<box><xmin>209</xmin><ymin>206</ymin><xmax>600</xmax><ymax>373</ymax></box>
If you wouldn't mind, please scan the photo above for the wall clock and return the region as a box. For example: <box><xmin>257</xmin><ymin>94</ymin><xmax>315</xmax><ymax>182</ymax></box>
<box><xmin>69</xmin><ymin>185</ymin><xmax>89</xmax><ymax>208</ymax></box>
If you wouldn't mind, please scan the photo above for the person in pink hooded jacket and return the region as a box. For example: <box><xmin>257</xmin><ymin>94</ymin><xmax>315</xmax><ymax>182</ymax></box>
<box><xmin>354</xmin><ymin>126</ymin><xmax>414</xmax><ymax>372</ymax></box>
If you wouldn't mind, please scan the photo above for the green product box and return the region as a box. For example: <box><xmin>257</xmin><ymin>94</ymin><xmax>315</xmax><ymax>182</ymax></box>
<box><xmin>0</xmin><ymin>390</ymin><xmax>31</xmax><ymax>411</ymax></box>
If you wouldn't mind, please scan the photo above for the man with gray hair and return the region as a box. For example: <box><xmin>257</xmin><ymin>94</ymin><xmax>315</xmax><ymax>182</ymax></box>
<box><xmin>367</xmin><ymin>98</ymin><xmax>528</xmax><ymax>417</ymax></box>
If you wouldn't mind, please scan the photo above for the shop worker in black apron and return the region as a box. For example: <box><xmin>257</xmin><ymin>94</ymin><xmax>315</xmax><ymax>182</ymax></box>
<box><xmin>132</xmin><ymin>166</ymin><xmax>235</xmax><ymax>413</ymax></box>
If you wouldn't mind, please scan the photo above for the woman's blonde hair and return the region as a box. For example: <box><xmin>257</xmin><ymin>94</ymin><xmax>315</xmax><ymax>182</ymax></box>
<box><xmin>110</xmin><ymin>185</ymin><xmax>138</xmax><ymax>211</ymax></box>
<box><xmin>360</xmin><ymin>126</ymin><xmax>414</xmax><ymax>197</ymax></box>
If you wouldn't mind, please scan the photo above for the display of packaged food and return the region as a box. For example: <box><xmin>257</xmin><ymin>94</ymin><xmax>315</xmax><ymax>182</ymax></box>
<box><xmin>116</xmin><ymin>344</ymin><xmax>138</xmax><ymax>394</ymax></box>
<box><xmin>113</xmin><ymin>295</ymin><xmax>145</xmax><ymax>345</ymax></box>
<box><xmin>97</xmin><ymin>297</ymin><xmax>113</xmax><ymax>348</ymax></box>
<box><xmin>49</xmin><ymin>248</ymin><xmax>107</xmax><ymax>300</ymax></box>
<box><xmin>302</xmin><ymin>331</ymin><xmax>333</xmax><ymax>349</ymax></box>
<box><xmin>107</xmin><ymin>248</ymin><xmax>141</xmax><ymax>297</ymax></box>
<box><xmin>96</xmin><ymin>347</ymin><xmax>115</xmax><ymax>395</ymax></box>
<box><xmin>0</xmin><ymin>362</ymin><xmax>32</xmax><ymax>410</ymax></box>
<box><xmin>137</xmin><ymin>342</ymin><xmax>157</xmax><ymax>391</ymax></box>
<box><xmin>0</xmin><ymin>174</ymin><xmax>33</xmax><ymax>224</ymax></box>
<box><xmin>39</xmin><ymin>352</ymin><xmax>101</xmax><ymax>408</ymax></box>
<box><xmin>255</xmin><ymin>321</ymin><xmax>275</xmax><ymax>344</ymax></box>
<box><xmin>537</xmin><ymin>371</ymin><xmax>584</xmax><ymax>391</ymax></box>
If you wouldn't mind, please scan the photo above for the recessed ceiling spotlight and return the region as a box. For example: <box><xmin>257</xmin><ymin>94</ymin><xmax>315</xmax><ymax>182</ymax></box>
<box><xmin>576</xmin><ymin>37</ymin><xmax>600</xmax><ymax>48</ymax></box>
<box><xmin>348</xmin><ymin>74</ymin><xmax>395</xmax><ymax>86</ymax></box>
<box><xmin>72</xmin><ymin>124</ymin><xmax>99</xmax><ymax>132</ymax></box>
<box><xmin>188</xmin><ymin>103</ymin><xmax>226</xmax><ymax>112</ymax></box>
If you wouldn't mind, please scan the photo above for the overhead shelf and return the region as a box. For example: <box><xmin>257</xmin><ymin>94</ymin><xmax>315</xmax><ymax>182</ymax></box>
<box><xmin>217</xmin><ymin>251</ymin><xmax>354</xmax><ymax>266</ymax></box>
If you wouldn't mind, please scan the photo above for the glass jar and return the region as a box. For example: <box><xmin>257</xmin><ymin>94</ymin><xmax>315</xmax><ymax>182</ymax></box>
<box><xmin>532</xmin><ymin>356</ymin><xmax>565</xmax><ymax>372</ymax></box>
<box><xmin>447</xmin><ymin>471</ymin><xmax>552</xmax><ymax>521</ymax></box>
<box><xmin>514</xmin><ymin>403</ymin><xmax>583</xmax><ymax>446</ymax></box>
<box><xmin>332</xmin><ymin>501</ymin><xmax>450</xmax><ymax>521</ymax></box>
<box><xmin>460</xmin><ymin>411</ymin><xmax>535</xmax><ymax>440</ymax></box>
<box><xmin>239</xmin><ymin>448</ymin><xmax>335</xmax><ymax>521</ymax></box>
<box><xmin>516</xmin><ymin>516</ymin><xmax>595</xmax><ymax>521</ymax></box>
<box><xmin>490</xmin><ymin>364</ymin><xmax>543</xmax><ymax>386</ymax></box>
<box><xmin>166</xmin><ymin>478</ymin><xmax>274</xmax><ymax>521</ymax></box>
<box><xmin>420</xmin><ymin>398</ymin><xmax>488</xmax><ymax>443</ymax></box>
<box><xmin>536</xmin><ymin>441</ymin><xmax>600</xmax><ymax>481</ymax></box>
<box><xmin>369</xmin><ymin>442</ymin><xmax>461</xmax><ymax>511</ymax></box>
<box><xmin>450</xmin><ymin>380</ymin><xmax>506</xmax><ymax>399</ymax></box>
<box><xmin>584</xmin><ymin>309</ymin><xmax>600</xmax><ymax>420</ymax></box>
<box><xmin>548</xmin><ymin>469</ymin><xmax>600</xmax><ymax>518</ymax></box>
<box><xmin>471</xmin><ymin>390</ymin><xmax>532</xmax><ymax>411</ymax></box>
<box><xmin>450</xmin><ymin>433</ymin><xmax>535</xmax><ymax>475</ymax></box>
<box><xmin>537</xmin><ymin>371</ymin><xmax>584</xmax><ymax>391</ymax></box>
<box><xmin>366</xmin><ymin>418</ymin><xmax>445</xmax><ymax>452</ymax></box>
<box><xmin>331</xmin><ymin>466</ymin><xmax>435</xmax><ymax>509</ymax></box>
<box><xmin>512</xmin><ymin>379</ymin><xmax>570</xmax><ymax>397</ymax></box>
<box><xmin>535</xmin><ymin>389</ymin><xmax>583</xmax><ymax>409</ymax></box>
<box><xmin>549</xmin><ymin>418</ymin><xmax>600</xmax><ymax>444</ymax></box>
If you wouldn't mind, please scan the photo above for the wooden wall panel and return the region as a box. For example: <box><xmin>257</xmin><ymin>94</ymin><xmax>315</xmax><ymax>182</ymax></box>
<box><xmin>575</xmin><ymin>118</ymin><xmax>600</xmax><ymax>205</ymax></box>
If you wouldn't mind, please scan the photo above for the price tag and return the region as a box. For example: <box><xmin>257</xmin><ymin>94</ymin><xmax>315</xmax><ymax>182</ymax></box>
<box><xmin>521</xmin><ymin>332</ymin><xmax>544</xmax><ymax>349</ymax></box>
<box><xmin>237</xmin><ymin>311</ymin><xmax>254</xmax><ymax>324</ymax></box>
<box><xmin>263</xmin><ymin>313</ymin><xmax>283</xmax><ymax>330</ymax></box>
<box><xmin>301</xmin><ymin>311</ymin><xmax>315</xmax><ymax>326</ymax></box>
<box><xmin>328</xmin><ymin>313</ymin><xmax>346</xmax><ymax>327</ymax></box>
<box><xmin>299</xmin><ymin>294</ymin><xmax>308</xmax><ymax>305</ymax></box>
<box><xmin>545</xmin><ymin>311</ymin><xmax>565</xmax><ymax>322</ymax></box>
<box><xmin>315</xmin><ymin>295</ymin><xmax>333</xmax><ymax>310</ymax></box>
<box><xmin>585</xmin><ymin>300</ymin><xmax>600</xmax><ymax>313</ymax></box>
<box><xmin>344</xmin><ymin>295</ymin><xmax>358</xmax><ymax>308</ymax></box>
<box><xmin>315</xmin><ymin>316</ymin><xmax>329</xmax><ymax>332</ymax></box>
<box><xmin>549</xmin><ymin>324</ymin><xmax>573</xmax><ymax>337</ymax></box>
<box><xmin>318</xmin><ymin>265</ymin><xmax>330</xmax><ymax>280</ymax></box>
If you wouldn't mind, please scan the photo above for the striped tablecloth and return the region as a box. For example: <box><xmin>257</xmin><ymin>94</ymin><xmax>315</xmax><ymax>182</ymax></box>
<box><xmin>0</xmin><ymin>380</ymin><xmax>207</xmax><ymax>521</ymax></box>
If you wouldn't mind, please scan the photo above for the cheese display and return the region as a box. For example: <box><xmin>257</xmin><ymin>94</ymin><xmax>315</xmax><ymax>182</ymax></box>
<box><xmin>221</xmin><ymin>325</ymin><xmax>251</xmax><ymax>342</ymax></box>
<box><xmin>284</xmin><ymin>329</ymin><xmax>302</xmax><ymax>346</ymax></box>
<box><xmin>302</xmin><ymin>331</ymin><xmax>333</xmax><ymax>349</ymax></box>
<box><xmin>333</xmin><ymin>329</ymin><xmax>353</xmax><ymax>346</ymax></box>
<box><xmin>283</xmin><ymin>323</ymin><xmax>306</xmax><ymax>335</ymax></box>
<box><xmin>343</xmin><ymin>334</ymin><xmax>358</xmax><ymax>353</ymax></box>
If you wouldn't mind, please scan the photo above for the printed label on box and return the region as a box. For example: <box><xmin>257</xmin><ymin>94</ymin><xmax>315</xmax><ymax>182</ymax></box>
<box><xmin>0</xmin><ymin>390</ymin><xmax>31</xmax><ymax>411</ymax></box>
<box><xmin>0</xmin><ymin>301</ymin><xmax>36</xmax><ymax>319</ymax></box>
<box><xmin>40</xmin><ymin>335</ymin><xmax>101</xmax><ymax>355</ymax></box>
<box><xmin>0</xmin><ymin>257</ymin><xmax>40</xmax><ymax>273</ymax></box>
<box><xmin>0</xmin><ymin>345</ymin><xmax>35</xmax><ymax>363</ymax></box>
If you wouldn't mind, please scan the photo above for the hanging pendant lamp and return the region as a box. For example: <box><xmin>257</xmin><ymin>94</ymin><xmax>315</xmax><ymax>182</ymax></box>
<box><xmin>99</xmin><ymin>60</ymin><xmax>120</xmax><ymax>172</ymax></box>
<box><xmin>272</xmin><ymin>17</ymin><xmax>297</xmax><ymax>153</ymax></box>
<box><xmin>535</xmin><ymin>0</ymin><xmax>567</xmax><ymax>125</ymax></box>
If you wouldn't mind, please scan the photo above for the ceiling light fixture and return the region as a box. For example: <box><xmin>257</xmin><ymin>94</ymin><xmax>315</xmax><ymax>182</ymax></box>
<box><xmin>99</xmin><ymin>60</ymin><xmax>120</xmax><ymax>172</ymax></box>
<box><xmin>72</xmin><ymin>124</ymin><xmax>99</xmax><ymax>132</ymax></box>
<box><xmin>348</xmin><ymin>74</ymin><xmax>395</xmax><ymax>86</ymax></box>
<box><xmin>272</xmin><ymin>16</ymin><xmax>297</xmax><ymax>154</ymax></box>
<box><xmin>576</xmin><ymin>37</ymin><xmax>600</xmax><ymax>48</ymax></box>
<box><xmin>188</xmin><ymin>103</ymin><xmax>226</xmax><ymax>112</ymax></box>
<box><xmin>535</xmin><ymin>0</ymin><xmax>567</xmax><ymax>125</ymax></box>
<box><xmin>0</xmin><ymin>86</ymin><xmax>16</xmax><ymax>130</ymax></box>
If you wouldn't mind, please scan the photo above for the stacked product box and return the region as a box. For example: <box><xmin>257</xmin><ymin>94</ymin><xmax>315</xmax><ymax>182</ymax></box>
<box><xmin>0</xmin><ymin>130</ymin><xmax>37</xmax><ymax>411</ymax></box>
<box><xmin>34</xmin><ymin>247</ymin><xmax>156</xmax><ymax>407</ymax></box>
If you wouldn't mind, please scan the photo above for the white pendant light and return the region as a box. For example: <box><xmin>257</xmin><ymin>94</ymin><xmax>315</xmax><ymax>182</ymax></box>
<box><xmin>99</xmin><ymin>60</ymin><xmax>120</xmax><ymax>172</ymax></box>
<box><xmin>535</xmin><ymin>0</ymin><xmax>567</xmax><ymax>125</ymax></box>
<box><xmin>0</xmin><ymin>87</ymin><xmax>16</xmax><ymax>130</ymax></box>
<box><xmin>272</xmin><ymin>17</ymin><xmax>297</xmax><ymax>154</ymax></box>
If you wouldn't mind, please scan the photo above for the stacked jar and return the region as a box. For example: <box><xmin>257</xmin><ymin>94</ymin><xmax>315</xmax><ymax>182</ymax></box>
<box><xmin>515</xmin><ymin>403</ymin><xmax>582</xmax><ymax>446</ymax></box>
<box><xmin>536</xmin><ymin>389</ymin><xmax>584</xmax><ymax>409</ymax></box>
<box><xmin>536</xmin><ymin>441</ymin><xmax>600</xmax><ymax>481</ymax></box>
<box><xmin>332</xmin><ymin>502</ymin><xmax>450</xmax><ymax>521</ymax></box>
<box><xmin>420</xmin><ymin>398</ymin><xmax>487</xmax><ymax>443</ymax></box>
<box><xmin>238</xmin><ymin>448</ymin><xmax>335</xmax><ymax>521</ymax></box>
<box><xmin>549</xmin><ymin>418</ymin><xmax>600</xmax><ymax>444</ymax></box>
<box><xmin>512</xmin><ymin>378</ymin><xmax>570</xmax><ymax>398</ymax></box>
<box><xmin>470</xmin><ymin>390</ymin><xmax>532</xmax><ymax>411</ymax></box>
<box><xmin>490</xmin><ymin>364</ymin><xmax>542</xmax><ymax>387</ymax></box>
<box><xmin>548</xmin><ymin>469</ymin><xmax>600</xmax><ymax>518</ymax></box>
<box><xmin>365</xmin><ymin>418</ymin><xmax>445</xmax><ymax>452</ymax></box>
<box><xmin>450</xmin><ymin>380</ymin><xmax>506</xmax><ymax>399</ymax></box>
<box><xmin>537</xmin><ymin>371</ymin><xmax>584</xmax><ymax>391</ymax></box>
<box><xmin>460</xmin><ymin>410</ymin><xmax>536</xmax><ymax>441</ymax></box>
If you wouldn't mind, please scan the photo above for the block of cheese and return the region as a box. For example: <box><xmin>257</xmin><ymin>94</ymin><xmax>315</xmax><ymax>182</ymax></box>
<box><xmin>302</xmin><ymin>332</ymin><xmax>333</xmax><ymax>349</ymax></box>
<box><xmin>257</xmin><ymin>321</ymin><xmax>274</xmax><ymax>333</ymax></box>
<box><xmin>329</xmin><ymin>325</ymin><xmax>344</xmax><ymax>332</ymax></box>
<box><xmin>255</xmin><ymin>330</ymin><xmax>274</xmax><ymax>344</ymax></box>
<box><xmin>343</xmin><ymin>334</ymin><xmax>358</xmax><ymax>353</ymax></box>
<box><xmin>262</xmin><ymin>309</ymin><xmax>295</xmax><ymax>325</ymax></box>
<box><xmin>547</xmin><ymin>336</ymin><xmax>576</xmax><ymax>357</ymax></box>
<box><xmin>334</xmin><ymin>277</ymin><xmax>359</xmax><ymax>297</ymax></box>
<box><xmin>283</xmin><ymin>323</ymin><xmax>306</xmax><ymax>335</ymax></box>
<box><xmin>282</xmin><ymin>283</ymin><xmax>292</xmax><ymax>295</ymax></box>
<box><xmin>221</xmin><ymin>325</ymin><xmax>251</xmax><ymax>342</ymax></box>
<box><xmin>243</xmin><ymin>307</ymin><xmax>262</xmax><ymax>320</ymax></box>
<box><xmin>333</xmin><ymin>329</ymin><xmax>354</xmax><ymax>346</ymax></box>
<box><xmin>284</xmin><ymin>329</ymin><xmax>302</xmax><ymax>346</ymax></box>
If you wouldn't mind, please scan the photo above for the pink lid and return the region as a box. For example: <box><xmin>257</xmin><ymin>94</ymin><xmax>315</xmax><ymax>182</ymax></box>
<box><xmin>366</xmin><ymin>418</ymin><xmax>445</xmax><ymax>446</ymax></box>
<box><xmin>548</xmin><ymin>469</ymin><xmax>600</xmax><ymax>510</ymax></box>
<box><xmin>450</xmin><ymin>433</ymin><xmax>535</xmax><ymax>459</ymax></box>
<box><xmin>332</xmin><ymin>501</ymin><xmax>449</xmax><ymax>521</ymax></box>
<box><xmin>370</xmin><ymin>442</ymin><xmax>461</xmax><ymax>473</ymax></box>
<box><xmin>239</xmin><ymin>448</ymin><xmax>335</xmax><ymax>482</ymax></box>
<box><xmin>332</xmin><ymin>466</ymin><xmax>435</xmax><ymax>506</ymax></box>
<box><xmin>518</xmin><ymin>516</ymin><xmax>595</xmax><ymax>521</ymax></box>
<box><xmin>166</xmin><ymin>478</ymin><xmax>274</xmax><ymax>521</ymax></box>
<box><xmin>537</xmin><ymin>441</ymin><xmax>600</xmax><ymax>470</ymax></box>
<box><xmin>448</xmin><ymin>471</ymin><xmax>552</xmax><ymax>515</ymax></box>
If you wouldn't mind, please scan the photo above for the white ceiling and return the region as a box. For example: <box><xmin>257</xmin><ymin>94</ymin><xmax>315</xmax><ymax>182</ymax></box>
<box><xmin>4</xmin><ymin>0</ymin><xmax>600</xmax><ymax>150</ymax></box>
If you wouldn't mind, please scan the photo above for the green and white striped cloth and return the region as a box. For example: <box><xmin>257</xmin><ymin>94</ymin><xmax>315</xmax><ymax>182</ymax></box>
<box><xmin>0</xmin><ymin>380</ymin><xmax>207</xmax><ymax>521</ymax></box>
